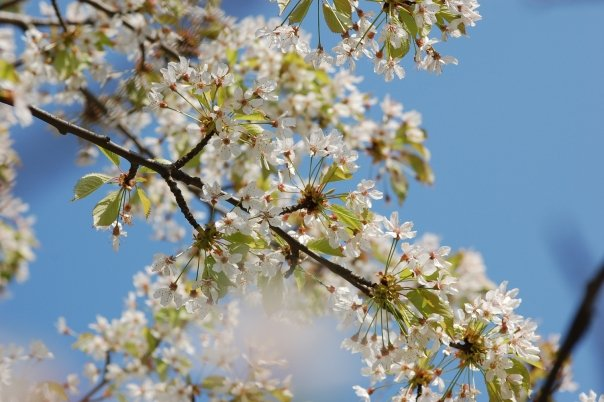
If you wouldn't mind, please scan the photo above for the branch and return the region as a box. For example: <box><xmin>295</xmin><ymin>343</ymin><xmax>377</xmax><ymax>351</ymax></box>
<box><xmin>78</xmin><ymin>352</ymin><xmax>110</xmax><ymax>402</ymax></box>
<box><xmin>79</xmin><ymin>88</ymin><xmax>155</xmax><ymax>159</ymax></box>
<box><xmin>535</xmin><ymin>261</ymin><xmax>604</xmax><ymax>402</ymax></box>
<box><xmin>0</xmin><ymin>10</ymin><xmax>91</xmax><ymax>29</ymax></box>
<box><xmin>170</xmin><ymin>129</ymin><xmax>217</xmax><ymax>171</ymax></box>
<box><xmin>50</xmin><ymin>0</ymin><xmax>68</xmax><ymax>32</ymax></box>
<box><xmin>0</xmin><ymin>0</ymin><xmax>25</xmax><ymax>11</ymax></box>
<box><xmin>0</xmin><ymin>96</ymin><xmax>375</xmax><ymax>297</ymax></box>
<box><xmin>162</xmin><ymin>174</ymin><xmax>202</xmax><ymax>231</ymax></box>
<box><xmin>78</xmin><ymin>0</ymin><xmax>180</xmax><ymax>60</ymax></box>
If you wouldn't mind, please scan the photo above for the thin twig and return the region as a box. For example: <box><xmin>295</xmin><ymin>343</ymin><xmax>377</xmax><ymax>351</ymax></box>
<box><xmin>50</xmin><ymin>0</ymin><xmax>68</xmax><ymax>31</ymax></box>
<box><xmin>162</xmin><ymin>174</ymin><xmax>202</xmax><ymax>231</ymax></box>
<box><xmin>79</xmin><ymin>88</ymin><xmax>155</xmax><ymax>158</ymax></box>
<box><xmin>78</xmin><ymin>0</ymin><xmax>180</xmax><ymax>60</ymax></box>
<box><xmin>0</xmin><ymin>95</ymin><xmax>375</xmax><ymax>297</ymax></box>
<box><xmin>125</xmin><ymin>162</ymin><xmax>139</xmax><ymax>184</ymax></box>
<box><xmin>0</xmin><ymin>0</ymin><xmax>25</xmax><ymax>11</ymax></box>
<box><xmin>78</xmin><ymin>352</ymin><xmax>110</xmax><ymax>402</ymax></box>
<box><xmin>0</xmin><ymin>10</ymin><xmax>91</xmax><ymax>29</ymax></box>
<box><xmin>535</xmin><ymin>261</ymin><xmax>604</xmax><ymax>402</ymax></box>
<box><xmin>171</xmin><ymin>129</ymin><xmax>216</xmax><ymax>171</ymax></box>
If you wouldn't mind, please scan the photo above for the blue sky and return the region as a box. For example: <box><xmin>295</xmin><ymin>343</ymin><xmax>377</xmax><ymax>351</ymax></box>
<box><xmin>2</xmin><ymin>0</ymin><xmax>603</xmax><ymax>400</ymax></box>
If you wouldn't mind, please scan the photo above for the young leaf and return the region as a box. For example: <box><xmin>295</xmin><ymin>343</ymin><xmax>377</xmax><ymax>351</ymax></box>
<box><xmin>320</xmin><ymin>164</ymin><xmax>352</xmax><ymax>185</ymax></box>
<box><xmin>307</xmin><ymin>238</ymin><xmax>344</xmax><ymax>257</ymax></box>
<box><xmin>486</xmin><ymin>379</ymin><xmax>504</xmax><ymax>402</ymax></box>
<box><xmin>92</xmin><ymin>190</ymin><xmax>122</xmax><ymax>227</ymax></box>
<box><xmin>389</xmin><ymin>165</ymin><xmax>409</xmax><ymax>204</ymax></box>
<box><xmin>405</xmin><ymin>153</ymin><xmax>435</xmax><ymax>184</ymax></box>
<box><xmin>72</xmin><ymin>173</ymin><xmax>112</xmax><ymax>201</ymax></box>
<box><xmin>333</xmin><ymin>0</ymin><xmax>352</xmax><ymax>17</ymax></box>
<box><xmin>136</xmin><ymin>187</ymin><xmax>152</xmax><ymax>218</ymax></box>
<box><xmin>289</xmin><ymin>0</ymin><xmax>313</xmax><ymax>23</ymax></box>
<box><xmin>96</xmin><ymin>145</ymin><xmax>120</xmax><ymax>167</ymax></box>
<box><xmin>406</xmin><ymin>288</ymin><xmax>454</xmax><ymax>335</ymax></box>
<box><xmin>294</xmin><ymin>268</ymin><xmax>307</xmax><ymax>290</ymax></box>
<box><xmin>322</xmin><ymin>2</ymin><xmax>351</xmax><ymax>33</ymax></box>
<box><xmin>399</xmin><ymin>8</ymin><xmax>419</xmax><ymax>38</ymax></box>
<box><xmin>277</xmin><ymin>0</ymin><xmax>292</xmax><ymax>15</ymax></box>
<box><xmin>330</xmin><ymin>204</ymin><xmax>362</xmax><ymax>231</ymax></box>
<box><xmin>507</xmin><ymin>358</ymin><xmax>532</xmax><ymax>398</ymax></box>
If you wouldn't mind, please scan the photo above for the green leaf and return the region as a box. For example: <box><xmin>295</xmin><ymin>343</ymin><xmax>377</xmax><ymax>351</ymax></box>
<box><xmin>96</xmin><ymin>145</ymin><xmax>120</xmax><ymax>167</ymax></box>
<box><xmin>508</xmin><ymin>358</ymin><xmax>532</xmax><ymax>398</ymax></box>
<box><xmin>240</xmin><ymin>123</ymin><xmax>265</xmax><ymax>136</ymax></box>
<box><xmin>289</xmin><ymin>0</ymin><xmax>313</xmax><ymax>23</ymax></box>
<box><xmin>388</xmin><ymin>39</ymin><xmax>410</xmax><ymax>59</ymax></box>
<box><xmin>201</xmin><ymin>375</ymin><xmax>226</xmax><ymax>389</ymax></box>
<box><xmin>307</xmin><ymin>238</ymin><xmax>344</xmax><ymax>257</ymax></box>
<box><xmin>271</xmin><ymin>388</ymin><xmax>293</xmax><ymax>402</ymax></box>
<box><xmin>333</xmin><ymin>0</ymin><xmax>352</xmax><ymax>17</ymax></box>
<box><xmin>399</xmin><ymin>8</ymin><xmax>418</xmax><ymax>37</ymax></box>
<box><xmin>320</xmin><ymin>164</ymin><xmax>352</xmax><ymax>185</ymax></box>
<box><xmin>39</xmin><ymin>382</ymin><xmax>68</xmax><ymax>401</ymax></box>
<box><xmin>294</xmin><ymin>268</ymin><xmax>306</xmax><ymax>290</ymax></box>
<box><xmin>53</xmin><ymin>48</ymin><xmax>80</xmax><ymax>79</ymax></box>
<box><xmin>72</xmin><ymin>173</ymin><xmax>112</xmax><ymax>201</ymax></box>
<box><xmin>156</xmin><ymin>359</ymin><xmax>169</xmax><ymax>381</ymax></box>
<box><xmin>486</xmin><ymin>379</ymin><xmax>504</xmax><ymax>402</ymax></box>
<box><xmin>136</xmin><ymin>187</ymin><xmax>151</xmax><ymax>218</ymax></box>
<box><xmin>234</xmin><ymin>112</ymin><xmax>268</xmax><ymax>121</ymax></box>
<box><xmin>389</xmin><ymin>165</ymin><xmax>409</xmax><ymax>204</ymax></box>
<box><xmin>406</xmin><ymin>288</ymin><xmax>454</xmax><ymax>335</ymax></box>
<box><xmin>322</xmin><ymin>2</ymin><xmax>351</xmax><ymax>33</ymax></box>
<box><xmin>72</xmin><ymin>332</ymin><xmax>94</xmax><ymax>350</ymax></box>
<box><xmin>405</xmin><ymin>153</ymin><xmax>434</xmax><ymax>184</ymax></box>
<box><xmin>0</xmin><ymin>60</ymin><xmax>18</xmax><ymax>82</ymax></box>
<box><xmin>92</xmin><ymin>190</ymin><xmax>122</xmax><ymax>227</ymax></box>
<box><xmin>277</xmin><ymin>0</ymin><xmax>292</xmax><ymax>15</ymax></box>
<box><xmin>330</xmin><ymin>204</ymin><xmax>362</xmax><ymax>231</ymax></box>
<box><xmin>224</xmin><ymin>232</ymin><xmax>267</xmax><ymax>249</ymax></box>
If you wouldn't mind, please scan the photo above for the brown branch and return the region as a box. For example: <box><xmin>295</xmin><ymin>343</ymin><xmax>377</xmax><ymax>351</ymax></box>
<box><xmin>0</xmin><ymin>0</ymin><xmax>25</xmax><ymax>11</ymax></box>
<box><xmin>270</xmin><ymin>225</ymin><xmax>373</xmax><ymax>296</ymax></box>
<box><xmin>78</xmin><ymin>0</ymin><xmax>179</xmax><ymax>61</ymax></box>
<box><xmin>0</xmin><ymin>10</ymin><xmax>91</xmax><ymax>29</ymax></box>
<box><xmin>78</xmin><ymin>352</ymin><xmax>110</xmax><ymax>402</ymax></box>
<box><xmin>0</xmin><ymin>96</ymin><xmax>375</xmax><ymax>298</ymax></box>
<box><xmin>162</xmin><ymin>174</ymin><xmax>202</xmax><ymax>231</ymax></box>
<box><xmin>170</xmin><ymin>129</ymin><xmax>217</xmax><ymax>171</ymax></box>
<box><xmin>50</xmin><ymin>0</ymin><xmax>68</xmax><ymax>31</ymax></box>
<box><xmin>535</xmin><ymin>261</ymin><xmax>604</xmax><ymax>402</ymax></box>
<box><xmin>79</xmin><ymin>88</ymin><xmax>155</xmax><ymax>159</ymax></box>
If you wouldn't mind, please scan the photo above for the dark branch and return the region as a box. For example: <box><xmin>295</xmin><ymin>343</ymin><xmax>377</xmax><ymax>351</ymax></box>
<box><xmin>0</xmin><ymin>10</ymin><xmax>91</xmax><ymax>29</ymax></box>
<box><xmin>162</xmin><ymin>174</ymin><xmax>202</xmax><ymax>231</ymax></box>
<box><xmin>79</xmin><ymin>88</ymin><xmax>155</xmax><ymax>159</ymax></box>
<box><xmin>125</xmin><ymin>162</ymin><xmax>139</xmax><ymax>184</ymax></box>
<box><xmin>535</xmin><ymin>261</ymin><xmax>604</xmax><ymax>402</ymax></box>
<box><xmin>0</xmin><ymin>0</ymin><xmax>25</xmax><ymax>11</ymax></box>
<box><xmin>78</xmin><ymin>351</ymin><xmax>110</xmax><ymax>402</ymax></box>
<box><xmin>270</xmin><ymin>226</ymin><xmax>373</xmax><ymax>296</ymax></box>
<box><xmin>0</xmin><ymin>96</ymin><xmax>375</xmax><ymax>299</ymax></box>
<box><xmin>50</xmin><ymin>0</ymin><xmax>68</xmax><ymax>31</ymax></box>
<box><xmin>78</xmin><ymin>0</ymin><xmax>179</xmax><ymax>60</ymax></box>
<box><xmin>170</xmin><ymin>129</ymin><xmax>216</xmax><ymax>171</ymax></box>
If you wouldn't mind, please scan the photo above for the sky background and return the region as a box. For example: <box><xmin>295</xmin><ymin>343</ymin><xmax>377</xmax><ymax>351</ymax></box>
<box><xmin>1</xmin><ymin>0</ymin><xmax>603</xmax><ymax>400</ymax></box>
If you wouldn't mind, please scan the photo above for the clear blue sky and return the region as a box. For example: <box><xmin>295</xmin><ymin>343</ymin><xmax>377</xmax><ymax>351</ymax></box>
<box><xmin>2</xmin><ymin>0</ymin><xmax>603</xmax><ymax>400</ymax></box>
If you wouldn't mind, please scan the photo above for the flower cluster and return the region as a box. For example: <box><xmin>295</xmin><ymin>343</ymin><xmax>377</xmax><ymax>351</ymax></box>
<box><xmin>0</xmin><ymin>129</ymin><xmax>37</xmax><ymax>296</ymax></box>
<box><xmin>0</xmin><ymin>1</ymin><xmax>595</xmax><ymax>402</ymax></box>
<box><xmin>262</xmin><ymin>0</ymin><xmax>481</xmax><ymax>80</ymax></box>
